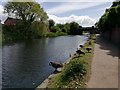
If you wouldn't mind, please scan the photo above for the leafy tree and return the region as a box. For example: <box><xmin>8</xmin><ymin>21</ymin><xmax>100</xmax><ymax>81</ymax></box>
<box><xmin>3</xmin><ymin>2</ymin><xmax>48</xmax><ymax>40</ymax></box>
<box><xmin>50</xmin><ymin>26</ymin><xmax>61</xmax><ymax>33</ymax></box>
<box><xmin>69</xmin><ymin>22</ymin><xmax>80</xmax><ymax>35</ymax></box>
<box><xmin>31</xmin><ymin>21</ymin><xmax>48</xmax><ymax>37</ymax></box>
<box><xmin>48</xmin><ymin>19</ymin><xmax>55</xmax><ymax>29</ymax></box>
<box><xmin>56</xmin><ymin>24</ymin><xmax>67</xmax><ymax>33</ymax></box>
<box><xmin>4</xmin><ymin>2</ymin><xmax>48</xmax><ymax>23</ymax></box>
<box><xmin>64</xmin><ymin>23</ymin><xmax>70</xmax><ymax>34</ymax></box>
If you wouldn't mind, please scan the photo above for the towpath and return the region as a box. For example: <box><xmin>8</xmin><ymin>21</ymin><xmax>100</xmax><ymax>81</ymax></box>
<box><xmin>87</xmin><ymin>35</ymin><xmax>119</xmax><ymax>88</ymax></box>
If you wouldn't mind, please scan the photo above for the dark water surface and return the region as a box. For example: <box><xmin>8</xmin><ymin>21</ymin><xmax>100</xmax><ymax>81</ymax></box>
<box><xmin>2</xmin><ymin>35</ymin><xmax>88</xmax><ymax>88</ymax></box>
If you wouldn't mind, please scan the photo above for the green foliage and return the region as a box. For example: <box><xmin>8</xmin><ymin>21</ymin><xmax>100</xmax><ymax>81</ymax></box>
<box><xmin>48</xmin><ymin>23</ymin><xmax>68</xmax><ymax>37</ymax></box>
<box><xmin>50</xmin><ymin>21</ymin><xmax>82</xmax><ymax>35</ymax></box>
<box><xmin>3</xmin><ymin>2</ymin><xmax>83</xmax><ymax>43</ymax></box>
<box><xmin>60</xmin><ymin>60</ymin><xmax>87</xmax><ymax>82</ymax></box>
<box><xmin>97</xmin><ymin>1</ymin><xmax>120</xmax><ymax>32</ymax></box>
<box><xmin>46</xmin><ymin>31</ymin><xmax>67</xmax><ymax>37</ymax></box>
<box><xmin>46</xmin><ymin>32</ymin><xmax>58</xmax><ymax>37</ymax></box>
<box><xmin>31</xmin><ymin>22</ymin><xmax>48</xmax><ymax>37</ymax></box>
<box><xmin>48</xmin><ymin>19</ymin><xmax>82</xmax><ymax>35</ymax></box>
<box><xmin>3</xmin><ymin>2</ymin><xmax>49</xmax><ymax>42</ymax></box>
<box><xmin>56</xmin><ymin>31</ymin><xmax>67</xmax><ymax>36</ymax></box>
<box><xmin>50</xmin><ymin>26</ymin><xmax>61</xmax><ymax>33</ymax></box>
<box><xmin>4</xmin><ymin>2</ymin><xmax>48</xmax><ymax>22</ymax></box>
<box><xmin>64</xmin><ymin>23</ymin><xmax>70</xmax><ymax>34</ymax></box>
<box><xmin>48</xmin><ymin>19</ymin><xmax>55</xmax><ymax>29</ymax></box>
<box><xmin>69</xmin><ymin>22</ymin><xmax>80</xmax><ymax>35</ymax></box>
<box><xmin>55</xmin><ymin>23</ymin><xmax>69</xmax><ymax>33</ymax></box>
<box><xmin>47</xmin><ymin>21</ymin><xmax>82</xmax><ymax>37</ymax></box>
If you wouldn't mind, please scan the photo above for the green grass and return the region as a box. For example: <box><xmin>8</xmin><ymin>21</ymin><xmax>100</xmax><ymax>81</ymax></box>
<box><xmin>47</xmin><ymin>34</ymin><xmax>96</xmax><ymax>88</ymax></box>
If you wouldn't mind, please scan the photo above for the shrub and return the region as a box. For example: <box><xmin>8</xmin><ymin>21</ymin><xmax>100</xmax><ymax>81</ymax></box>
<box><xmin>60</xmin><ymin>60</ymin><xmax>87</xmax><ymax>82</ymax></box>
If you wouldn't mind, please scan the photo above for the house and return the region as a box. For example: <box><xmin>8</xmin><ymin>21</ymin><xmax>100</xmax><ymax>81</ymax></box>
<box><xmin>4</xmin><ymin>17</ymin><xmax>19</xmax><ymax>26</ymax></box>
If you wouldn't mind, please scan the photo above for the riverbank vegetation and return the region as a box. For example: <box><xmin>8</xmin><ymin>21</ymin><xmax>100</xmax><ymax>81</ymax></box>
<box><xmin>47</xmin><ymin>21</ymin><xmax>82</xmax><ymax>37</ymax></box>
<box><xmin>2</xmin><ymin>2</ymin><xmax>48</xmax><ymax>43</ymax></box>
<box><xmin>46</xmin><ymin>34</ymin><xmax>96</xmax><ymax>88</ymax></box>
<box><xmin>2</xmin><ymin>1</ymin><xmax>83</xmax><ymax>43</ymax></box>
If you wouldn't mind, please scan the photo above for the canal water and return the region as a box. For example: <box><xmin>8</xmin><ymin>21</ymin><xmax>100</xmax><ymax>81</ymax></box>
<box><xmin>2</xmin><ymin>35</ymin><xmax>88</xmax><ymax>88</ymax></box>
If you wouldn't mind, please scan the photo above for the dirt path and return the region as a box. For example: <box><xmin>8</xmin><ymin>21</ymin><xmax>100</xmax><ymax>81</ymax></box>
<box><xmin>87</xmin><ymin>35</ymin><xmax>118</xmax><ymax>88</ymax></box>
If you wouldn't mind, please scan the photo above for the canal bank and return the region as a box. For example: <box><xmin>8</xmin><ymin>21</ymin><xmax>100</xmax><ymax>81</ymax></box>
<box><xmin>36</xmin><ymin>34</ymin><xmax>96</xmax><ymax>89</ymax></box>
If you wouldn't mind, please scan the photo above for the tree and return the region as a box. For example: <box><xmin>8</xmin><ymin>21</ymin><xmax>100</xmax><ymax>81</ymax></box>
<box><xmin>31</xmin><ymin>21</ymin><xmax>48</xmax><ymax>37</ymax></box>
<box><xmin>4</xmin><ymin>2</ymin><xmax>48</xmax><ymax>23</ymax></box>
<box><xmin>4</xmin><ymin>2</ymin><xmax>49</xmax><ymax>39</ymax></box>
<box><xmin>64</xmin><ymin>23</ymin><xmax>70</xmax><ymax>34</ymax></box>
<box><xmin>48</xmin><ymin>19</ymin><xmax>55</xmax><ymax>29</ymax></box>
<box><xmin>69</xmin><ymin>22</ymin><xmax>79</xmax><ymax>35</ymax></box>
<box><xmin>56</xmin><ymin>24</ymin><xmax>67</xmax><ymax>33</ymax></box>
<box><xmin>50</xmin><ymin>26</ymin><xmax>61</xmax><ymax>33</ymax></box>
<box><xmin>97</xmin><ymin>1</ymin><xmax>120</xmax><ymax>32</ymax></box>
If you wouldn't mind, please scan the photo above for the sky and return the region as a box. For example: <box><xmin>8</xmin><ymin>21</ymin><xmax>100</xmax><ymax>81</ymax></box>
<box><xmin>0</xmin><ymin>0</ymin><xmax>114</xmax><ymax>27</ymax></box>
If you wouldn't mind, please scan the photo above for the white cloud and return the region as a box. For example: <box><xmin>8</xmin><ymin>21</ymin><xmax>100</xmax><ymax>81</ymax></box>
<box><xmin>48</xmin><ymin>14</ymin><xmax>96</xmax><ymax>27</ymax></box>
<box><xmin>0</xmin><ymin>5</ymin><xmax>4</xmax><ymax>15</ymax></box>
<box><xmin>0</xmin><ymin>4</ymin><xmax>8</xmax><ymax>23</ymax></box>
<box><xmin>47</xmin><ymin>2</ymin><xmax>110</xmax><ymax>15</ymax></box>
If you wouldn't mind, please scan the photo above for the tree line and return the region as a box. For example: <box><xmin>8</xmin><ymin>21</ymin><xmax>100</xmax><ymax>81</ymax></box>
<box><xmin>47</xmin><ymin>19</ymin><xmax>82</xmax><ymax>37</ymax></box>
<box><xmin>2</xmin><ymin>2</ymin><xmax>82</xmax><ymax>42</ymax></box>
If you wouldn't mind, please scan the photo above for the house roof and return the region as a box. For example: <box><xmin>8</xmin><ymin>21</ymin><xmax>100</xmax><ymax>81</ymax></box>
<box><xmin>4</xmin><ymin>17</ymin><xmax>20</xmax><ymax>24</ymax></box>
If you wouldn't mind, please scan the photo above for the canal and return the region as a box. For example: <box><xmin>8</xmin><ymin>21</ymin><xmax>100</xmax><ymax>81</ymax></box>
<box><xmin>2</xmin><ymin>35</ymin><xmax>88</xmax><ymax>88</ymax></box>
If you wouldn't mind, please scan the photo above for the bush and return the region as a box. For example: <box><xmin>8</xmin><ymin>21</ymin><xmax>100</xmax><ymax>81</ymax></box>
<box><xmin>60</xmin><ymin>60</ymin><xmax>87</xmax><ymax>82</ymax></box>
<box><xmin>46</xmin><ymin>31</ymin><xmax>67</xmax><ymax>37</ymax></box>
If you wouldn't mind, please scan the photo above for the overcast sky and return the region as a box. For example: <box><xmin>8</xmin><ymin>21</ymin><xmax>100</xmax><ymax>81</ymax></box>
<box><xmin>0</xmin><ymin>0</ymin><xmax>114</xmax><ymax>27</ymax></box>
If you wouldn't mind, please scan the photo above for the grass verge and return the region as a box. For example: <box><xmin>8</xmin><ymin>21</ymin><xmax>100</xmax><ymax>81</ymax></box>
<box><xmin>46</xmin><ymin>34</ymin><xmax>96</xmax><ymax>88</ymax></box>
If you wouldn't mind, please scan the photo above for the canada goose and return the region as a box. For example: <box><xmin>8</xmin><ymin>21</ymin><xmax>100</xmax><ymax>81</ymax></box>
<box><xmin>76</xmin><ymin>50</ymin><xmax>85</xmax><ymax>56</ymax></box>
<box><xmin>79</xmin><ymin>45</ymin><xmax>84</xmax><ymax>48</ymax></box>
<box><xmin>49</xmin><ymin>62</ymin><xmax>63</xmax><ymax>71</ymax></box>
<box><xmin>86</xmin><ymin>47</ymin><xmax>92</xmax><ymax>52</ymax></box>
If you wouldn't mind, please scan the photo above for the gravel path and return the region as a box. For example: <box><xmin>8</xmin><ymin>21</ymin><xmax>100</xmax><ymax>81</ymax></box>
<box><xmin>87</xmin><ymin>35</ymin><xmax>118</xmax><ymax>88</ymax></box>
